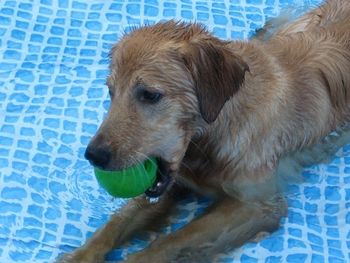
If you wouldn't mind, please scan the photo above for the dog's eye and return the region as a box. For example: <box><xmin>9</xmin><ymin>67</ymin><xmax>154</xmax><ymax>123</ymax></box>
<box><xmin>138</xmin><ymin>89</ymin><xmax>163</xmax><ymax>104</ymax></box>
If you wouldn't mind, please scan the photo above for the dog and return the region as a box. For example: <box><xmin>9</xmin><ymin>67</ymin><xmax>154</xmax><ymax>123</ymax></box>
<box><xmin>59</xmin><ymin>0</ymin><xmax>350</xmax><ymax>262</ymax></box>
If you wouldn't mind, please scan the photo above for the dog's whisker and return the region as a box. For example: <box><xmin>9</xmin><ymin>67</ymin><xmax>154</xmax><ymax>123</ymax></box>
<box><xmin>132</xmin><ymin>151</ymin><xmax>151</xmax><ymax>163</ymax></box>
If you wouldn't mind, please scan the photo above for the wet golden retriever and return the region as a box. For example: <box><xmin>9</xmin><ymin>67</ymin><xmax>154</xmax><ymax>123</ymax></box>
<box><xmin>59</xmin><ymin>0</ymin><xmax>350</xmax><ymax>262</ymax></box>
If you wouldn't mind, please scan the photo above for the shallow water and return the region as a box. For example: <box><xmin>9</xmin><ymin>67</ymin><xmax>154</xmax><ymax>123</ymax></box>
<box><xmin>2</xmin><ymin>0</ymin><xmax>350</xmax><ymax>262</ymax></box>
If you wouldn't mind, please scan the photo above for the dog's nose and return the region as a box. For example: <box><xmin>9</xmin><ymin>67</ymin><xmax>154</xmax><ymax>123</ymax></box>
<box><xmin>84</xmin><ymin>145</ymin><xmax>111</xmax><ymax>169</ymax></box>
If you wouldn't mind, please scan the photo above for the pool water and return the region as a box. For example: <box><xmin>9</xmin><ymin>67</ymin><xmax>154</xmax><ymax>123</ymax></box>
<box><xmin>1</xmin><ymin>0</ymin><xmax>350</xmax><ymax>262</ymax></box>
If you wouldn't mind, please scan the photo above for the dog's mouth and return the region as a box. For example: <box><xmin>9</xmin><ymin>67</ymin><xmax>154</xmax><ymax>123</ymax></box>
<box><xmin>145</xmin><ymin>158</ymin><xmax>172</xmax><ymax>198</ymax></box>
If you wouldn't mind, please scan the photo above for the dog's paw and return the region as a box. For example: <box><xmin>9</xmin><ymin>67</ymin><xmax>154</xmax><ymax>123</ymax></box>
<box><xmin>55</xmin><ymin>250</ymin><xmax>105</xmax><ymax>263</ymax></box>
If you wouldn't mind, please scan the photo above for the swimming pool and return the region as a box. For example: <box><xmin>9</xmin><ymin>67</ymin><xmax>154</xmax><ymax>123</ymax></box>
<box><xmin>1</xmin><ymin>0</ymin><xmax>349</xmax><ymax>262</ymax></box>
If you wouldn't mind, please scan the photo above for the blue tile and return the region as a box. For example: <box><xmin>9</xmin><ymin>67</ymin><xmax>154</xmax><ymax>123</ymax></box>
<box><xmin>105</xmin><ymin>13</ymin><xmax>122</xmax><ymax>22</ymax></box>
<box><xmin>90</xmin><ymin>4</ymin><xmax>103</xmax><ymax>11</ymax></box>
<box><xmin>311</xmin><ymin>254</ymin><xmax>324</xmax><ymax>263</ymax></box>
<box><xmin>288</xmin><ymin>238</ymin><xmax>306</xmax><ymax>249</ymax></box>
<box><xmin>11</xmin><ymin>29</ymin><xmax>26</xmax><ymax>40</ymax></box>
<box><xmin>1</xmin><ymin>8</ymin><xmax>14</xmax><ymax>15</ymax></box>
<box><xmin>85</xmin><ymin>21</ymin><xmax>102</xmax><ymax>31</ymax></box>
<box><xmin>39</xmin><ymin>7</ymin><xmax>52</xmax><ymax>15</ymax></box>
<box><xmin>261</xmin><ymin>236</ymin><xmax>284</xmax><ymax>252</ymax></box>
<box><xmin>72</xmin><ymin>1</ymin><xmax>87</xmax><ymax>10</ymax></box>
<box><xmin>17</xmin><ymin>10</ymin><xmax>32</xmax><ymax>20</ymax></box>
<box><xmin>3</xmin><ymin>50</ymin><xmax>20</xmax><ymax>60</ymax></box>
<box><xmin>308</xmin><ymin>233</ymin><xmax>324</xmax><ymax>246</ymax></box>
<box><xmin>286</xmin><ymin>254</ymin><xmax>307</xmax><ymax>263</ymax></box>
<box><xmin>71</xmin><ymin>11</ymin><xmax>85</xmax><ymax>19</ymax></box>
<box><xmin>57</xmin><ymin>0</ymin><xmax>68</xmax><ymax>8</ymax></box>
<box><xmin>163</xmin><ymin>8</ymin><xmax>175</xmax><ymax>17</ymax></box>
<box><xmin>15</xmin><ymin>21</ymin><xmax>29</xmax><ymax>29</ymax></box>
<box><xmin>181</xmin><ymin>10</ymin><xmax>193</xmax><ymax>19</ymax></box>
<box><xmin>325</xmin><ymin>204</ymin><xmax>339</xmax><ymax>215</ymax></box>
<box><xmin>14</xmin><ymin>150</ymin><xmax>29</xmax><ymax>161</ymax></box>
<box><xmin>127</xmin><ymin>4</ymin><xmax>140</xmax><ymax>15</ymax></box>
<box><xmin>144</xmin><ymin>5</ymin><xmax>158</xmax><ymax>16</ymax></box>
<box><xmin>240</xmin><ymin>254</ymin><xmax>258</xmax><ymax>263</ymax></box>
<box><xmin>64</xmin><ymin>224</ymin><xmax>82</xmax><ymax>237</ymax></box>
<box><xmin>1</xmin><ymin>187</ymin><xmax>27</xmax><ymax>200</ymax></box>
<box><xmin>325</xmin><ymin>186</ymin><xmax>341</xmax><ymax>201</ymax></box>
<box><xmin>0</xmin><ymin>16</ymin><xmax>11</xmax><ymax>26</ymax></box>
<box><xmin>109</xmin><ymin>3</ymin><xmax>122</xmax><ymax>11</ymax></box>
<box><xmin>265</xmin><ymin>256</ymin><xmax>282</xmax><ymax>263</ymax></box>
<box><xmin>0</xmin><ymin>201</ymin><xmax>22</xmax><ymax>213</ymax></box>
<box><xmin>324</xmin><ymin>215</ymin><xmax>338</xmax><ymax>226</ymax></box>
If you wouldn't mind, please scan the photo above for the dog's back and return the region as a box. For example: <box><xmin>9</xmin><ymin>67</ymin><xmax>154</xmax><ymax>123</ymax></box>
<box><xmin>265</xmin><ymin>2</ymin><xmax>350</xmax><ymax>134</ymax></box>
<box><xmin>254</xmin><ymin>0</ymin><xmax>350</xmax><ymax>129</ymax></box>
<box><xmin>275</xmin><ymin>0</ymin><xmax>350</xmax><ymax>35</ymax></box>
<box><xmin>254</xmin><ymin>0</ymin><xmax>350</xmax><ymax>41</ymax></box>
<box><xmin>263</xmin><ymin>0</ymin><xmax>350</xmax><ymax>186</ymax></box>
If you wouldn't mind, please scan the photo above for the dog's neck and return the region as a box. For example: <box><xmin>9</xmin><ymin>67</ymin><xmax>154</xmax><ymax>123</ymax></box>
<box><xmin>201</xmin><ymin>41</ymin><xmax>290</xmax><ymax>168</ymax></box>
<box><xmin>195</xmin><ymin>38</ymin><xmax>333</xmax><ymax>173</ymax></box>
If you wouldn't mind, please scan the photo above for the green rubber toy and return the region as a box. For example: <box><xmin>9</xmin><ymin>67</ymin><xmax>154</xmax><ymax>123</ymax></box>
<box><xmin>94</xmin><ymin>158</ymin><xmax>158</xmax><ymax>198</ymax></box>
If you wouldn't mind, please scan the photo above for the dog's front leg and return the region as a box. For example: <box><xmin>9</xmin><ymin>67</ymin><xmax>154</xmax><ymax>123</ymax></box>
<box><xmin>57</xmin><ymin>194</ymin><xmax>174</xmax><ymax>263</ymax></box>
<box><xmin>124</xmin><ymin>196</ymin><xmax>286</xmax><ymax>263</ymax></box>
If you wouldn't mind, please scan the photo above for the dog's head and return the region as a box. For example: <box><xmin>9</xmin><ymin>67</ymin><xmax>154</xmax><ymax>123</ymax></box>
<box><xmin>85</xmin><ymin>21</ymin><xmax>248</xmax><ymax>197</ymax></box>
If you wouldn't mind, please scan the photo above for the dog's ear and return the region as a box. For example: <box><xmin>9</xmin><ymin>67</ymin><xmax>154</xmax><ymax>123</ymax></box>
<box><xmin>181</xmin><ymin>38</ymin><xmax>249</xmax><ymax>123</ymax></box>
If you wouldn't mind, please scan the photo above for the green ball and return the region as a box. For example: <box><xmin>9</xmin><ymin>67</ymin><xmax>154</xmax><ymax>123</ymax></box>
<box><xmin>94</xmin><ymin>158</ymin><xmax>158</xmax><ymax>198</ymax></box>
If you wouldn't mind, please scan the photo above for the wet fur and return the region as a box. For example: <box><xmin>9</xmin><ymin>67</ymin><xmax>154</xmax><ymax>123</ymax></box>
<box><xmin>58</xmin><ymin>1</ymin><xmax>350</xmax><ymax>262</ymax></box>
